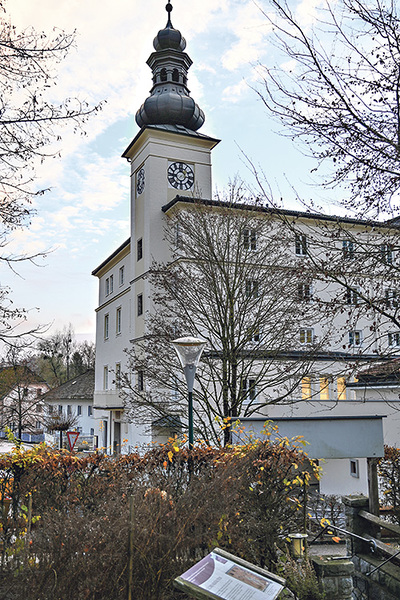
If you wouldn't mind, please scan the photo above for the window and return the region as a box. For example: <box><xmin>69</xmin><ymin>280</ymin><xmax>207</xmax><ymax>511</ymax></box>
<box><xmin>319</xmin><ymin>377</ymin><xmax>330</xmax><ymax>400</ymax></box>
<box><xmin>160</xmin><ymin>68</ymin><xmax>167</xmax><ymax>82</ymax></box>
<box><xmin>77</xmin><ymin>405</ymin><xmax>82</xmax><ymax>416</ymax></box>
<box><xmin>346</xmin><ymin>287</ymin><xmax>360</xmax><ymax>305</ymax></box>
<box><xmin>172</xmin><ymin>68</ymin><xmax>179</xmax><ymax>82</ymax></box>
<box><xmin>245</xmin><ymin>280</ymin><xmax>259</xmax><ymax>298</ymax></box>
<box><xmin>36</xmin><ymin>388</ymin><xmax>42</xmax><ymax>397</ymax></box>
<box><xmin>380</xmin><ymin>243</ymin><xmax>393</xmax><ymax>264</ymax></box>
<box><xmin>241</xmin><ymin>378</ymin><xmax>257</xmax><ymax>403</ymax></box>
<box><xmin>109</xmin><ymin>274</ymin><xmax>114</xmax><ymax>293</ymax></box>
<box><xmin>88</xmin><ymin>405</ymin><xmax>93</xmax><ymax>417</ymax></box>
<box><xmin>48</xmin><ymin>405</ymin><xmax>54</xmax><ymax>415</ymax></box>
<box><xmin>337</xmin><ymin>377</ymin><xmax>347</xmax><ymax>400</ymax></box>
<box><xmin>350</xmin><ymin>459</ymin><xmax>359</xmax><ymax>478</ymax></box>
<box><xmin>300</xmin><ymin>328</ymin><xmax>314</xmax><ymax>344</ymax></box>
<box><xmin>35</xmin><ymin>421</ymin><xmax>41</xmax><ymax>430</ymax></box>
<box><xmin>349</xmin><ymin>330</ymin><xmax>362</xmax><ymax>346</ymax></box>
<box><xmin>105</xmin><ymin>277</ymin><xmax>110</xmax><ymax>296</ymax></box>
<box><xmin>243</xmin><ymin>229</ymin><xmax>257</xmax><ymax>250</ymax></box>
<box><xmin>104</xmin><ymin>314</ymin><xmax>109</xmax><ymax>340</ymax></box>
<box><xmin>90</xmin><ymin>428</ymin><xmax>95</xmax><ymax>436</ymax></box>
<box><xmin>67</xmin><ymin>405</ymin><xmax>72</xmax><ymax>416</ymax></box>
<box><xmin>137</xmin><ymin>238</ymin><xmax>143</xmax><ymax>261</ymax></box>
<box><xmin>342</xmin><ymin>240</ymin><xmax>355</xmax><ymax>259</ymax></box>
<box><xmin>138</xmin><ymin>370</ymin><xmax>144</xmax><ymax>392</ymax></box>
<box><xmin>137</xmin><ymin>294</ymin><xmax>143</xmax><ymax>316</ymax></box>
<box><xmin>175</xmin><ymin>222</ymin><xmax>182</xmax><ymax>249</ymax></box>
<box><xmin>301</xmin><ymin>377</ymin><xmax>312</xmax><ymax>400</ymax></box>
<box><xmin>388</xmin><ymin>332</ymin><xmax>400</xmax><ymax>347</ymax></box>
<box><xmin>116</xmin><ymin>307</ymin><xmax>122</xmax><ymax>335</ymax></box>
<box><xmin>385</xmin><ymin>289</ymin><xmax>399</xmax><ymax>309</ymax></box>
<box><xmin>295</xmin><ymin>233</ymin><xmax>307</xmax><ymax>256</ymax></box>
<box><xmin>298</xmin><ymin>283</ymin><xmax>312</xmax><ymax>302</ymax></box>
<box><xmin>103</xmin><ymin>366</ymin><xmax>109</xmax><ymax>390</ymax></box>
<box><xmin>119</xmin><ymin>265</ymin><xmax>125</xmax><ymax>286</ymax></box>
<box><xmin>77</xmin><ymin>427</ymin><xmax>82</xmax><ymax>434</ymax></box>
<box><xmin>115</xmin><ymin>363</ymin><xmax>121</xmax><ymax>388</ymax></box>
<box><xmin>58</xmin><ymin>405</ymin><xmax>63</xmax><ymax>414</ymax></box>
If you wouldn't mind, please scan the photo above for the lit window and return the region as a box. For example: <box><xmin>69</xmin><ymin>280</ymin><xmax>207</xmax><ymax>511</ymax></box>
<box><xmin>337</xmin><ymin>377</ymin><xmax>347</xmax><ymax>400</ymax></box>
<box><xmin>295</xmin><ymin>233</ymin><xmax>307</xmax><ymax>256</ymax></box>
<box><xmin>137</xmin><ymin>294</ymin><xmax>143</xmax><ymax>316</ymax></box>
<box><xmin>388</xmin><ymin>332</ymin><xmax>400</xmax><ymax>347</ymax></box>
<box><xmin>298</xmin><ymin>283</ymin><xmax>312</xmax><ymax>302</ymax></box>
<box><xmin>245</xmin><ymin>280</ymin><xmax>259</xmax><ymax>298</ymax></box>
<box><xmin>137</xmin><ymin>238</ymin><xmax>143</xmax><ymax>261</ymax></box>
<box><xmin>300</xmin><ymin>328</ymin><xmax>314</xmax><ymax>344</ymax></box>
<box><xmin>104</xmin><ymin>314</ymin><xmax>109</xmax><ymax>340</ymax></box>
<box><xmin>342</xmin><ymin>240</ymin><xmax>355</xmax><ymax>259</ymax></box>
<box><xmin>241</xmin><ymin>378</ymin><xmax>257</xmax><ymax>404</ymax></box>
<box><xmin>319</xmin><ymin>378</ymin><xmax>329</xmax><ymax>400</ymax></box>
<box><xmin>346</xmin><ymin>287</ymin><xmax>360</xmax><ymax>305</ymax></box>
<box><xmin>349</xmin><ymin>330</ymin><xmax>362</xmax><ymax>346</ymax></box>
<box><xmin>116</xmin><ymin>307</ymin><xmax>122</xmax><ymax>335</ymax></box>
<box><xmin>119</xmin><ymin>266</ymin><xmax>125</xmax><ymax>286</ymax></box>
<box><xmin>243</xmin><ymin>228</ymin><xmax>257</xmax><ymax>250</ymax></box>
<box><xmin>301</xmin><ymin>377</ymin><xmax>311</xmax><ymax>400</ymax></box>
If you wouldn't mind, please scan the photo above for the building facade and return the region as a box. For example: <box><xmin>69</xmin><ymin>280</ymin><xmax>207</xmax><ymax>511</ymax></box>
<box><xmin>92</xmin><ymin>4</ymin><xmax>400</xmax><ymax>494</ymax></box>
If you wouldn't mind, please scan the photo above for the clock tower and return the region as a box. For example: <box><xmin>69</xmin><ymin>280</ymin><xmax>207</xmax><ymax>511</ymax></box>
<box><xmin>92</xmin><ymin>2</ymin><xmax>219</xmax><ymax>452</ymax></box>
<box><xmin>122</xmin><ymin>2</ymin><xmax>219</xmax><ymax>269</ymax></box>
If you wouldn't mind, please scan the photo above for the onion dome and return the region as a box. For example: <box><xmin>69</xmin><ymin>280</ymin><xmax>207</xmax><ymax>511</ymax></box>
<box><xmin>135</xmin><ymin>2</ymin><xmax>205</xmax><ymax>131</ymax></box>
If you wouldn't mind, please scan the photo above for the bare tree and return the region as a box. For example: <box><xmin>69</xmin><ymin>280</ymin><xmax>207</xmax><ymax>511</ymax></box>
<box><xmin>257</xmin><ymin>0</ymin><xmax>400</xmax><ymax>217</ymax></box>
<box><xmin>0</xmin><ymin>343</ymin><xmax>48</xmax><ymax>440</ymax></box>
<box><xmin>0</xmin><ymin>1</ymin><xmax>101</xmax><ymax>344</ymax></box>
<box><xmin>122</xmin><ymin>185</ymin><xmax>335</xmax><ymax>445</ymax></box>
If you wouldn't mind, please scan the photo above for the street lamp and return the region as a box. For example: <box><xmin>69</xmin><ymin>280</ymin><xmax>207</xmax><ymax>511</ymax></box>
<box><xmin>172</xmin><ymin>336</ymin><xmax>206</xmax><ymax>450</ymax></box>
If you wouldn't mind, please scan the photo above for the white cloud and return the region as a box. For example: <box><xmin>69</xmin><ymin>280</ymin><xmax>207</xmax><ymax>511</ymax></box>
<box><xmin>222</xmin><ymin>79</ymin><xmax>250</xmax><ymax>103</ymax></box>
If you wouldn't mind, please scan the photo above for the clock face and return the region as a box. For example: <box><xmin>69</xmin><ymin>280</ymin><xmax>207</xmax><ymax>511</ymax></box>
<box><xmin>136</xmin><ymin>167</ymin><xmax>145</xmax><ymax>195</ymax></box>
<box><xmin>168</xmin><ymin>162</ymin><xmax>194</xmax><ymax>190</ymax></box>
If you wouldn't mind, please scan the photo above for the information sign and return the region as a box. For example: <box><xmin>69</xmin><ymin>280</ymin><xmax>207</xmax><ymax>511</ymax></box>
<box><xmin>174</xmin><ymin>548</ymin><xmax>285</xmax><ymax>600</ymax></box>
<box><xmin>66</xmin><ymin>431</ymin><xmax>80</xmax><ymax>452</ymax></box>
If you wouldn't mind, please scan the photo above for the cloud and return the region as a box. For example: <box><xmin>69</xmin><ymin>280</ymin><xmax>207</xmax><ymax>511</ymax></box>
<box><xmin>222</xmin><ymin>79</ymin><xmax>250</xmax><ymax>103</ymax></box>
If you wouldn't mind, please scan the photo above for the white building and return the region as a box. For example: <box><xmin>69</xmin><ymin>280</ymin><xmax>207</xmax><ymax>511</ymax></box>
<box><xmin>91</xmin><ymin>4</ymin><xmax>400</xmax><ymax>493</ymax></box>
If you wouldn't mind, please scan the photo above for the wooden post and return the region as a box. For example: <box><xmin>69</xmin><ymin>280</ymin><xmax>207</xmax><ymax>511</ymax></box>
<box><xmin>127</xmin><ymin>495</ymin><xmax>134</xmax><ymax>600</ymax></box>
<box><xmin>367</xmin><ymin>457</ymin><xmax>379</xmax><ymax>516</ymax></box>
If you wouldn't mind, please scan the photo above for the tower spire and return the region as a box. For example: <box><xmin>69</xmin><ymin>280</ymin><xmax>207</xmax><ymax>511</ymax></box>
<box><xmin>135</xmin><ymin>3</ymin><xmax>205</xmax><ymax>131</ymax></box>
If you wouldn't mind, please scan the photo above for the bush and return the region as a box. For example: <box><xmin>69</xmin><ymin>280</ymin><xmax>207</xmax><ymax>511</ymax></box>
<box><xmin>0</xmin><ymin>432</ymin><xmax>317</xmax><ymax>600</ymax></box>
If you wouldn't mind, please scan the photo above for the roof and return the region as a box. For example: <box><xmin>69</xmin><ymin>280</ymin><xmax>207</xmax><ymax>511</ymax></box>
<box><xmin>42</xmin><ymin>369</ymin><xmax>95</xmax><ymax>402</ymax></box>
<box><xmin>348</xmin><ymin>359</ymin><xmax>400</xmax><ymax>388</ymax></box>
<box><xmin>92</xmin><ymin>237</ymin><xmax>130</xmax><ymax>276</ymax></box>
<box><xmin>162</xmin><ymin>195</ymin><xmax>399</xmax><ymax>229</ymax></box>
<box><xmin>0</xmin><ymin>366</ymin><xmax>47</xmax><ymax>399</ymax></box>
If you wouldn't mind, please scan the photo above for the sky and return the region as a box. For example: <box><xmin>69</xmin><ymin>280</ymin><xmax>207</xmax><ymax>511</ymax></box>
<box><xmin>4</xmin><ymin>0</ymin><xmax>333</xmax><ymax>343</ymax></box>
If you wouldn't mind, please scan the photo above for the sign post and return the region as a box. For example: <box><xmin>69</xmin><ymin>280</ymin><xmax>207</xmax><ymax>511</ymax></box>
<box><xmin>66</xmin><ymin>431</ymin><xmax>80</xmax><ymax>452</ymax></box>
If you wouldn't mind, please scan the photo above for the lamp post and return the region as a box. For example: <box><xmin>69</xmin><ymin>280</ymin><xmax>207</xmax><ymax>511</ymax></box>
<box><xmin>172</xmin><ymin>336</ymin><xmax>206</xmax><ymax>450</ymax></box>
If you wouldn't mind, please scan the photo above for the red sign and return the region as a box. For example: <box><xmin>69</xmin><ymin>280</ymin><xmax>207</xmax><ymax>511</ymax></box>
<box><xmin>66</xmin><ymin>431</ymin><xmax>80</xmax><ymax>451</ymax></box>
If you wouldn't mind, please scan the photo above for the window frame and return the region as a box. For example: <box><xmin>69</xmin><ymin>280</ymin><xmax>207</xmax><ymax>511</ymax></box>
<box><xmin>299</xmin><ymin>328</ymin><xmax>314</xmax><ymax>344</ymax></box>
<box><xmin>243</xmin><ymin>228</ymin><xmax>257</xmax><ymax>251</ymax></box>
<box><xmin>137</xmin><ymin>293</ymin><xmax>143</xmax><ymax>316</ymax></box>
<box><xmin>116</xmin><ymin>307</ymin><xmax>122</xmax><ymax>335</ymax></box>
<box><xmin>119</xmin><ymin>265</ymin><xmax>125</xmax><ymax>286</ymax></box>
<box><xmin>295</xmin><ymin>233</ymin><xmax>308</xmax><ymax>256</ymax></box>
<box><xmin>349</xmin><ymin>330</ymin><xmax>363</xmax><ymax>347</ymax></box>
<box><xmin>104</xmin><ymin>313</ymin><xmax>109</xmax><ymax>340</ymax></box>
<box><xmin>137</xmin><ymin>238</ymin><xmax>143</xmax><ymax>261</ymax></box>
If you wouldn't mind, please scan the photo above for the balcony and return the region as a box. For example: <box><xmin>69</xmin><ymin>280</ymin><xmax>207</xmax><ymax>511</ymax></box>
<box><xmin>93</xmin><ymin>390</ymin><xmax>124</xmax><ymax>410</ymax></box>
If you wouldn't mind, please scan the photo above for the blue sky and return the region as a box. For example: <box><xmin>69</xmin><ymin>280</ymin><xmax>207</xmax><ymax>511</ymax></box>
<box><xmin>5</xmin><ymin>0</ymin><xmax>334</xmax><ymax>342</ymax></box>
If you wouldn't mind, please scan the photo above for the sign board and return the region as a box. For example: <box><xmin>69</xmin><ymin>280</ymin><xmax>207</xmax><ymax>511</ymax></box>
<box><xmin>235</xmin><ymin>416</ymin><xmax>385</xmax><ymax>459</ymax></box>
<box><xmin>66</xmin><ymin>431</ymin><xmax>80</xmax><ymax>452</ymax></box>
<box><xmin>174</xmin><ymin>548</ymin><xmax>285</xmax><ymax>600</ymax></box>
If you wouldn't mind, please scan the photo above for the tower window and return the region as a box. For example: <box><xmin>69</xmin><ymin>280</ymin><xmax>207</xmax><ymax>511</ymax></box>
<box><xmin>160</xmin><ymin>68</ymin><xmax>167</xmax><ymax>82</ymax></box>
<box><xmin>172</xmin><ymin>68</ymin><xmax>179</xmax><ymax>82</ymax></box>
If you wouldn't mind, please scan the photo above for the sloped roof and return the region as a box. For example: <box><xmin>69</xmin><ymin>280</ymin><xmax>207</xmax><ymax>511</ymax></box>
<box><xmin>42</xmin><ymin>369</ymin><xmax>95</xmax><ymax>402</ymax></box>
